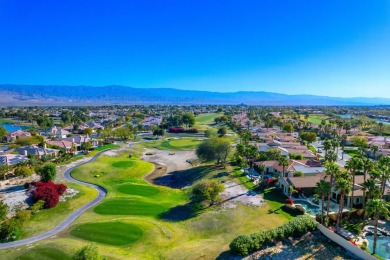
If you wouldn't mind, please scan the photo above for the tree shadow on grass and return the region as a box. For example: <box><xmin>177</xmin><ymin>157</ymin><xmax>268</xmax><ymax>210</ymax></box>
<box><xmin>158</xmin><ymin>203</ymin><xmax>200</xmax><ymax>222</ymax></box>
<box><xmin>153</xmin><ymin>165</ymin><xmax>219</xmax><ymax>189</ymax></box>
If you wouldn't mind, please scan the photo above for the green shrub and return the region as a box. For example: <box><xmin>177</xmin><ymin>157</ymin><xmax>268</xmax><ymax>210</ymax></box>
<box><xmin>31</xmin><ymin>200</ymin><xmax>45</xmax><ymax>214</ymax></box>
<box><xmin>281</xmin><ymin>204</ymin><xmax>305</xmax><ymax>216</ymax></box>
<box><xmin>229</xmin><ymin>215</ymin><xmax>317</xmax><ymax>256</ymax></box>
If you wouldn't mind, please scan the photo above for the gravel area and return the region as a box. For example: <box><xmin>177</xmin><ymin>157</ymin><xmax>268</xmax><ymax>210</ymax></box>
<box><xmin>142</xmin><ymin>148</ymin><xmax>196</xmax><ymax>173</ymax></box>
<box><xmin>221</xmin><ymin>181</ymin><xmax>264</xmax><ymax>208</ymax></box>
<box><xmin>244</xmin><ymin>230</ymin><xmax>357</xmax><ymax>260</ymax></box>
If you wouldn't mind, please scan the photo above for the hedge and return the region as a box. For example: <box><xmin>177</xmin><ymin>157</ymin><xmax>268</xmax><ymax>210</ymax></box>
<box><xmin>229</xmin><ymin>215</ymin><xmax>317</xmax><ymax>256</ymax></box>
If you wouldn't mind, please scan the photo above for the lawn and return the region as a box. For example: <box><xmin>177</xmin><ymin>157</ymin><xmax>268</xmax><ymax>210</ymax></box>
<box><xmin>193</xmin><ymin>113</ymin><xmax>224</xmax><ymax>131</ymax></box>
<box><xmin>300</xmin><ymin>115</ymin><xmax>328</xmax><ymax>125</ymax></box>
<box><xmin>94</xmin><ymin>199</ymin><xmax>166</xmax><ymax>216</ymax></box>
<box><xmin>117</xmin><ymin>183</ymin><xmax>160</xmax><ymax>196</ymax></box>
<box><xmin>142</xmin><ymin>137</ymin><xmax>203</xmax><ymax>150</ymax></box>
<box><xmin>195</xmin><ymin>113</ymin><xmax>223</xmax><ymax>124</ymax></box>
<box><xmin>2</xmin><ymin>148</ymin><xmax>292</xmax><ymax>259</ymax></box>
<box><xmin>15</xmin><ymin>247</ymin><xmax>71</xmax><ymax>260</ymax></box>
<box><xmin>70</xmin><ymin>222</ymin><xmax>143</xmax><ymax>245</ymax></box>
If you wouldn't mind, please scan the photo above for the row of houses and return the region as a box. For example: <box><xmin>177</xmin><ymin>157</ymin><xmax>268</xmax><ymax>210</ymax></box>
<box><xmin>0</xmin><ymin>134</ymin><xmax>99</xmax><ymax>166</ymax></box>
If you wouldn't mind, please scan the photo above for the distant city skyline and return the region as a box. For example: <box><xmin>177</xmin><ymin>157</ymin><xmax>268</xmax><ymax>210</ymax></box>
<box><xmin>0</xmin><ymin>1</ymin><xmax>389</xmax><ymax>98</ymax></box>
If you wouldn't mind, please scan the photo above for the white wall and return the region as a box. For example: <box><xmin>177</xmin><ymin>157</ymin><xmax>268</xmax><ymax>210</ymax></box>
<box><xmin>317</xmin><ymin>224</ymin><xmax>377</xmax><ymax>260</ymax></box>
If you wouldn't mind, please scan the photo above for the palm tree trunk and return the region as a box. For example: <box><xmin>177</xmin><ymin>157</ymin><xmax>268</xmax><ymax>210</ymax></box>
<box><xmin>373</xmin><ymin>215</ymin><xmax>378</xmax><ymax>255</ymax></box>
<box><xmin>326</xmin><ymin>176</ymin><xmax>333</xmax><ymax>217</ymax></box>
<box><xmin>337</xmin><ymin>193</ymin><xmax>344</xmax><ymax>228</ymax></box>
<box><xmin>351</xmin><ymin>172</ymin><xmax>355</xmax><ymax>208</ymax></box>
<box><xmin>362</xmin><ymin>194</ymin><xmax>370</xmax><ymax>232</ymax></box>
<box><xmin>321</xmin><ymin>193</ymin><xmax>325</xmax><ymax>224</ymax></box>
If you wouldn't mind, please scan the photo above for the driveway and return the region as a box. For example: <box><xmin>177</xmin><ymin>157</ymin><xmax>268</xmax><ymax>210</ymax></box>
<box><xmin>0</xmin><ymin>150</ymin><xmax>110</xmax><ymax>249</ymax></box>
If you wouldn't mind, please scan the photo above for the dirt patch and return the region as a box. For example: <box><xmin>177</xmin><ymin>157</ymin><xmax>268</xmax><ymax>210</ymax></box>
<box><xmin>142</xmin><ymin>148</ymin><xmax>195</xmax><ymax>173</ymax></box>
<box><xmin>144</xmin><ymin>163</ymin><xmax>168</xmax><ymax>185</ymax></box>
<box><xmin>244</xmin><ymin>230</ymin><xmax>357</xmax><ymax>260</ymax></box>
<box><xmin>0</xmin><ymin>186</ymin><xmax>31</xmax><ymax>218</ymax></box>
<box><xmin>221</xmin><ymin>181</ymin><xmax>264</xmax><ymax>209</ymax></box>
<box><xmin>104</xmin><ymin>150</ymin><xmax>119</xmax><ymax>157</ymax></box>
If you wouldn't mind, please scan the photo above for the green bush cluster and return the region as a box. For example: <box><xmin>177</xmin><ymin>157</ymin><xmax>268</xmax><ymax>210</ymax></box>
<box><xmin>0</xmin><ymin>210</ymin><xmax>31</xmax><ymax>242</ymax></box>
<box><xmin>281</xmin><ymin>204</ymin><xmax>305</xmax><ymax>216</ymax></box>
<box><xmin>229</xmin><ymin>215</ymin><xmax>317</xmax><ymax>256</ymax></box>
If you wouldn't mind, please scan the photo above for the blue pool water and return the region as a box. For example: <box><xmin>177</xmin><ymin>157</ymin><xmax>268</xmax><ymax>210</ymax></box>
<box><xmin>294</xmin><ymin>200</ymin><xmax>321</xmax><ymax>215</ymax></box>
<box><xmin>366</xmin><ymin>235</ymin><xmax>390</xmax><ymax>259</ymax></box>
<box><xmin>0</xmin><ymin>123</ymin><xmax>30</xmax><ymax>132</ymax></box>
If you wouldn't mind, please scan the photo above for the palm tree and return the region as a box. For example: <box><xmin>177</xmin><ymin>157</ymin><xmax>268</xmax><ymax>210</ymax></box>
<box><xmin>365</xmin><ymin>199</ymin><xmax>390</xmax><ymax>255</ymax></box>
<box><xmin>345</xmin><ymin>157</ymin><xmax>362</xmax><ymax>208</ymax></box>
<box><xmin>331</xmin><ymin>138</ymin><xmax>340</xmax><ymax>155</ymax></box>
<box><xmin>324</xmin><ymin>162</ymin><xmax>341</xmax><ymax>217</ymax></box>
<box><xmin>323</xmin><ymin>139</ymin><xmax>332</xmax><ymax>157</ymax></box>
<box><xmin>325</xmin><ymin>150</ymin><xmax>338</xmax><ymax>163</ymax></box>
<box><xmin>341</xmin><ymin>134</ymin><xmax>347</xmax><ymax>160</ymax></box>
<box><xmin>316</xmin><ymin>180</ymin><xmax>331</xmax><ymax>224</ymax></box>
<box><xmin>378</xmin><ymin>156</ymin><xmax>390</xmax><ymax>197</ymax></box>
<box><xmin>361</xmin><ymin>177</ymin><xmax>381</xmax><ymax>231</ymax></box>
<box><xmin>360</xmin><ymin>156</ymin><xmax>374</xmax><ymax>209</ymax></box>
<box><xmin>335</xmin><ymin>172</ymin><xmax>352</xmax><ymax>227</ymax></box>
<box><xmin>278</xmin><ymin>157</ymin><xmax>289</xmax><ymax>178</ymax></box>
<box><xmin>371</xmin><ymin>145</ymin><xmax>379</xmax><ymax>160</ymax></box>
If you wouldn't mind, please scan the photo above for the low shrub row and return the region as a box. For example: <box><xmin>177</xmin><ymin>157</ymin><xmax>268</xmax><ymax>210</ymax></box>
<box><xmin>229</xmin><ymin>215</ymin><xmax>317</xmax><ymax>256</ymax></box>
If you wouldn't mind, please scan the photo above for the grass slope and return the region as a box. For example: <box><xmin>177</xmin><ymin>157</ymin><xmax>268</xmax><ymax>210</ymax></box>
<box><xmin>70</xmin><ymin>222</ymin><xmax>143</xmax><ymax>246</ymax></box>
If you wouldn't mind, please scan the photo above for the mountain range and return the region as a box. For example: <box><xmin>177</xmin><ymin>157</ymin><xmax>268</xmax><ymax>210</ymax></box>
<box><xmin>0</xmin><ymin>84</ymin><xmax>389</xmax><ymax>106</ymax></box>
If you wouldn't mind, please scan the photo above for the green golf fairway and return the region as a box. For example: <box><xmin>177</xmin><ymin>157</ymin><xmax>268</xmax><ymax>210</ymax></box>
<box><xmin>94</xmin><ymin>199</ymin><xmax>166</xmax><ymax>216</ymax></box>
<box><xmin>70</xmin><ymin>222</ymin><xmax>143</xmax><ymax>246</ymax></box>
<box><xmin>117</xmin><ymin>183</ymin><xmax>160</xmax><ymax>196</ymax></box>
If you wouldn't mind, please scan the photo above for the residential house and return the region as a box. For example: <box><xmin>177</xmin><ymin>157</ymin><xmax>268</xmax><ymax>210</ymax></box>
<box><xmin>255</xmin><ymin>159</ymin><xmax>324</xmax><ymax>177</ymax></box>
<box><xmin>57</xmin><ymin>135</ymin><xmax>98</xmax><ymax>150</ymax></box>
<box><xmin>6</xmin><ymin>130</ymin><xmax>31</xmax><ymax>142</ymax></box>
<box><xmin>14</xmin><ymin>145</ymin><xmax>60</xmax><ymax>159</ymax></box>
<box><xmin>0</xmin><ymin>153</ymin><xmax>28</xmax><ymax>166</ymax></box>
<box><xmin>46</xmin><ymin>140</ymin><xmax>74</xmax><ymax>153</ymax></box>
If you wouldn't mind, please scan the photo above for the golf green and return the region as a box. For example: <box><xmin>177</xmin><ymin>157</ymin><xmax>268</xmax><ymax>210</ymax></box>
<box><xmin>111</xmin><ymin>160</ymin><xmax>135</xmax><ymax>168</ymax></box>
<box><xmin>117</xmin><ymin>183</ymin><xmax>160</xmax><ymax>196</ymax></box>
<box><xmin>71</xmin><ymin>222</ymin><xmax>143</xmax><ymax>246</ymax></box>
<box><xmin>94</xmin><ymin>199</ymin><xmax>166</xmax><ymax>216</ymax></box>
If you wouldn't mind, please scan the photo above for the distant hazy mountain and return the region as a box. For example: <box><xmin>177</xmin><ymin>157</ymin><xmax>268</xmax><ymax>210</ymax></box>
<box><xmin>0</xmin><ymin>84</ymin><xmax>389</xmax><ymax>106</ymax></box>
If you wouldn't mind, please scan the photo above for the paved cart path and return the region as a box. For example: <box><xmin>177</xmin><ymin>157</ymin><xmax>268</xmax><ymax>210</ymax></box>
<box><xmin>0</xmin><ymin>150</ymin><xmax>110</xmax><ymax>249</ymax></box>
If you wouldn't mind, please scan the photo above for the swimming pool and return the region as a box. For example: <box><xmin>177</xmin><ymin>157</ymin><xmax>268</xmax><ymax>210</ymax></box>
<box><xmin>366</xmin><ymin>221</ymin><xmax>390</xmax><ymax>259</ymax></box>
<box><xmin>294</xmin><ymin>200</ymin><xmax>321</xmax><ymax>215</ymax></box>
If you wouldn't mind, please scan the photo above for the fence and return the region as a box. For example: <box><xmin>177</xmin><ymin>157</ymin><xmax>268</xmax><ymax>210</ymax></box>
<box><xmin>317</xmin><ymin>223</ymin><xmax>378</xmax><ymax>260</ymax></box>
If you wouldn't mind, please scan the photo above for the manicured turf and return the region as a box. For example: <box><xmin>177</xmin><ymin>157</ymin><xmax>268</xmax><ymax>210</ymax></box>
<box><xmin>112</xmin><ymin>160</ymin><xmax>135</xmax><ymax>168</ymax></box>
<box><xmin>94</xmin><ymin>199</ymin><xmax>166</xmax><ymax>216</ymax></box>
<box><xmin>70</xmin><ymin>222</ymin><xmax>143</xmax><ymax>245</ymax></box>
<box><xmin>117</xmin><ymin>183</ymin><xmax>160</xmax><ymax>196</ymax></box>
<box><xmin>15</xmin><ymin>247</ymin><xmax>71</xmax><ymax>260</ymax></box>
<box><xmin>195</xmin><ymin>113</ymin><xmax>223</xmax><ymax>124</ymax></box>
<box><xmin>94</xmin><ymin>144</ymin><xmax>121</xmax><ymax>151</ymax></box>
<box><xmin>161</xmin><ymin>138</ymin><xmax>202</xmax><ymax>150</ymax></box>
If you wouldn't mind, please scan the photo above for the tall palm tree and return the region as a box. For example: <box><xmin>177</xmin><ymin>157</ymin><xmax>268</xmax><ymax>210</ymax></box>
<box><xmin>278</xmin><ymin>157</ymin><xmax>289</xmax><ymax>178</ymax></box>
<box><xmin>323</xmin><ymin>139</ymin><xmax>332</xmax><ymax>158</ymax></box>
<box><xmin>341</xmin><ymin>134</ymin><xmax>347</xmax><ymax>160</ymax></box>
<box><xmin>335</xmin><ymin>172</ymin><xmax>352</xmax><ymax>227</ymax></box>
<box><xmin>316</xmin><ymin>180</ymin><xmax>331</xmax><ymax>224</ymax></box>
<box><xmin>345</xmin><ymin>157</ymin><xmax>363</xmax><ymax>208</ymax></box>
<box><xmin>360</xmin><ymin>156</ymin><xmax>374</xmax><ymax>208</ymax></box>
<box><xmin>361</xmin><ymin>177</ymin><xmax>381</xmax><ymax>231</ymax></box>
<box><xmin>371</xmin><ymin>145</ymin><xmax>379</xmax><ymax>160</ymax></box>
<box><xmin>324</xmin><ymin>162</ymin><xmax>341</xmax><ymax>217</ymax></box>
<box><xmin>378</xmin><ymin>156</ymin><xmax>390</xmax><ymax>197</ymax></box>
<box><xmin>331</xmin><ymin>138</ymin><xmax>340</xmax><ymax>155</ymax></box>
<box><xmin>325</xmin><ymin>150</ymin><xmax>338</xmax><ymax>163</ymax></box>
<box><xmin>365</xmin><ymin>199</ymin><xmax>390</xmax><ymax>255</ymax></box>
<box><xmin>257</xmin><ymin>164</ymin><xmax>266</xmax><ymax>181</ymax></box>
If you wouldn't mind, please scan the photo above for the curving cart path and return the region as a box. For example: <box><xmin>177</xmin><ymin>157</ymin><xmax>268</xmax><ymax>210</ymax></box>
<box><xmin>0</xmin><ymin>150</ymin><xmax>110</xmax><ymax>249</ymax></box>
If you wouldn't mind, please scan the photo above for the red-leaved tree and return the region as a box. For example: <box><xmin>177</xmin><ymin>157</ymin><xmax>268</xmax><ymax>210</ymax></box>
<box><xmin>33</xmin><ymin>181</ymin><xmax>67</xmax><ymax>208</ymax></box>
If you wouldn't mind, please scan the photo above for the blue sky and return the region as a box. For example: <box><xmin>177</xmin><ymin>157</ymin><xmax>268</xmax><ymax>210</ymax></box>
<box><xmin>0</xmin><ymin>1</ymin><xmax>389</xmax><ymax>97</ymax></box>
